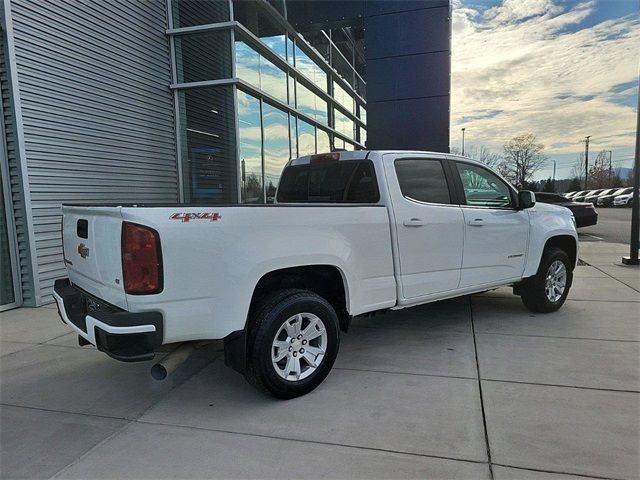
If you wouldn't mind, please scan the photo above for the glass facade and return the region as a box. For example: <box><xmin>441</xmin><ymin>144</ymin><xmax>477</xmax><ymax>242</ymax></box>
<box><xmin>263</xmin><ymin>103</ymin><xmax>290</xmax><ymax>202</ymax></box>
<box><xmin>238</xmin><ymin>90</ymin><xmax>262</xmax><ymax>203</ymax></box>
<box><xmin>177</xmin><ymin>86</ymin><xmax>237</xmax><ymax>204</ymax></box>
<box><xmin>235</xmin><ymin>38</ymin><xmax>287</xmax><ymax>104</ymax></box>
<box><xmin>170</xmin><ymin>0</ymin><xmax>366</xmax><ymax>204</ymax></box>
<box><xmin>172</xmin><ymin>0</ymin><xmax>230</xmax><ymax>28</ymax></box>
<box><xmin>297</xmin><ymin>119</ymin><xmax>316</xmax><ymax>156</ymax></box>
<box><xmin>175</xmin><ymin>31</ymin><xmax>232</xmax><ymax>84</ymax></box>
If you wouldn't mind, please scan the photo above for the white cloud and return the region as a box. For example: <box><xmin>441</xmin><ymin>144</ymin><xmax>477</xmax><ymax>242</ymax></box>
<box><xmin>451</xmin><ymin>0</ymin><xmax>639</xmax><ymax>168</ymax></box>
<box><xmin>484</xmin><ymin>0</ymin><xmax>562</xmax><ymax>24</ymax></box>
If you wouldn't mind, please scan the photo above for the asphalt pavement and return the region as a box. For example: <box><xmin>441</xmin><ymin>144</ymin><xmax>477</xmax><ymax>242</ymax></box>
<box><xmin>579</xmin><ymin>207</ymin><xmax>638</xmax><ymax>244</ymax></box>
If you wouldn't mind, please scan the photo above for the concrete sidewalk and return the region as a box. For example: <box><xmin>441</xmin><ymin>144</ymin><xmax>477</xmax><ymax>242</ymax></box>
<box><xmin>1</xmin><ymin>242</ymin><xmax>638</xmax><ymax>479</ymax></box>
<box><xmin>578</xmin><ymin>240</ymin><xmax>640</xmax><ymax>292</ymax></box>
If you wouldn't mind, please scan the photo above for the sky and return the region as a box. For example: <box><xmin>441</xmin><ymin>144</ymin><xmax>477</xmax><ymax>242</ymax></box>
<box><xmin>450</xmin><ymin>0</ymin><xmax>639</xmax><ymax>180</ymax></box>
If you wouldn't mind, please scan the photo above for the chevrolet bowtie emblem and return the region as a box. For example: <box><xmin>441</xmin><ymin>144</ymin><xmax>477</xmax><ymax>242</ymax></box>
<box><xmin>77</xmin><ymin>243</ymin><xmax>89</xmax><ymax>259</ymax></box>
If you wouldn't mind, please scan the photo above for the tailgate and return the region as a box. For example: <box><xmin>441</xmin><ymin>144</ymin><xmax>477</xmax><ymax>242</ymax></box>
<box><xmin>62</xmin><ymin>205</ymin><xmax>128</xmax><ymax>309</ymax></box>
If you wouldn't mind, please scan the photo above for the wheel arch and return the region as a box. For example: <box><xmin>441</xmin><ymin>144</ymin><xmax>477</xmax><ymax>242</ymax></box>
<box><xmin>249</xmin><ymin>264</ymin><xmax>351</xmax><ymax>323</ymax></box>
<box><xmin>544</xmin><ymin>235</ymin><xmax>578</xmax><ymax>270</ymax></box>
<box><xmin>223</xmin><ymin>264</ymin><xmax>351</xmax><ymax>374</ymax></box>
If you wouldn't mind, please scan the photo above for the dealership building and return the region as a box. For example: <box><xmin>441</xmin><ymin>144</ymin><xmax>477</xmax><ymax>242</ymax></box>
<box><xmin>0</xmin><ymin>0</ymin><xmax>450</xmax><ymax>309</ymax></box>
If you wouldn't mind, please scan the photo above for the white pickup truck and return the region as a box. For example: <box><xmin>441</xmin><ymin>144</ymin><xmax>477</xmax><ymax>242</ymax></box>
<box><xmin>54</xmin><ymin>150</ymin><xmax>578</xmax><ymax>398</ymax></box>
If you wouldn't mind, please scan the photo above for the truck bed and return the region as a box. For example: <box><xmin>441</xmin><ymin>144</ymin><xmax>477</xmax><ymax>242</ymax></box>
<box><xmin>61</xmin><ymin>204</ymin><xmax>398</xmax><ymax>344</ymax></box>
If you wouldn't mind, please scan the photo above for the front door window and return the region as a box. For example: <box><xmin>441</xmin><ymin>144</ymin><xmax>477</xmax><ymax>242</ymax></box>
<box><xmin>456</xmin><ymin>162</ymin><xmax>513</xmax><ymax>208</ymax></box>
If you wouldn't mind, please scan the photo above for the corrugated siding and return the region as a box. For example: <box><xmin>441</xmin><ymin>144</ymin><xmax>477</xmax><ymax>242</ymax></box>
<box><xmin>0</xmin><ymin>19</ymin><xmax>33</xmax><ymax>305</ymax></box>
<box><xmin>10</xmin><ymin>0</ymin><xmax>177</xmax><ymax>304</ymax></box>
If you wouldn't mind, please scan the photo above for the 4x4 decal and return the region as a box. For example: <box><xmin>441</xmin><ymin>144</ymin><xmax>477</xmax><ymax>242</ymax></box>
<box><xmin>169</xmin><ymin>212</ymin><xmax>222</xmax><ymax>223</ymax></box>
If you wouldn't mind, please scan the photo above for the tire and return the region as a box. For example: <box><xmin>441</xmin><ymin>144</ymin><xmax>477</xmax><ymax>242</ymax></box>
<box><xmin>244</xmin><ymin>288</ymin><xmax>340</xmax><ymax>399</ymax></box>
<box><xmin>520</xmin><ymin>247</ymin><xmax>573</xmax><ymax>313</ymax></box>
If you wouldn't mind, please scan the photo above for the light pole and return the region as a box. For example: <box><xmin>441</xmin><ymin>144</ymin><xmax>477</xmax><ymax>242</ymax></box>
<box><xmin>606</xmin><ymin>150</ymin><xmax>613</xmax><ymax>184</ymax></box>
<box><xmin>622</xmin><ymin>77</ymin><xmax>639</xmax><ymax>265</ymax></box>
<box><xmin>552</xmin><ymin>159</ymin><xmax>556</xmax><ymax>192</ymax></box>
<box><xmin>583</xmin><ymin>136</ymin><xmax>591</xmax><ymax>190</ymax></box>
<box><xmin>461</xmin><ymin>128</ymin><xmax>466</xmax><ymax>156</ymax></box>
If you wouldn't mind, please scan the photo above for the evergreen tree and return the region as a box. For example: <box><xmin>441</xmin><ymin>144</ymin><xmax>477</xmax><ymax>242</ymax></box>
<box><xmin>542</xmin><ymin>177</ymin><xmax>555</xmax><ymax>192</ymax></box>
<box><xmin>566</xmin><ymin>177</ymin><xmax>581</xmax><ymax>192</ymax></box>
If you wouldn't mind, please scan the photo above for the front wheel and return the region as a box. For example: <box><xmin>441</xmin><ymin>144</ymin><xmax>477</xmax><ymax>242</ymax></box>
<box><xmin>244</xmin><ymin>289</ymin><xmax>340</xmax><ymax>399</ymax></box>
<box><xmin>520</xmin><ymin>247</ymin><xmax>573</xmax><ymax>313</ymax></box>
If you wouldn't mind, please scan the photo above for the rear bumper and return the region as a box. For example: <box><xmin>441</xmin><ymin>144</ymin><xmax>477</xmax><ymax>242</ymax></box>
<box><xmin>53</xmin><ymin>278</ymin><xmax>163</xmax><ymax>362</ymax></box>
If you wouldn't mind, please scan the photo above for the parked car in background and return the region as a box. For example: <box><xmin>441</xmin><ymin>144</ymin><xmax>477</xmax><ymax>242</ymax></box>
<box><xmin>614</xmin><ymin>192</ymin><xmax>634</xmax><ymax>207</ymax></box>
<box><xmin>597</xmin><ymin>187</ymin><xmax>634</xmax><ymax>207</ymax></box>
<box><xmin>564</xmin><ymin>191</ymin><xmax>578</xmax><ymax>198</ymax></box>
<box><xmin>581</xmin><ymin>189</ymin><xmax>605</xmax><ymax>203</ymax></box>
<box><xmin>584</xmin><ymin>188</ymin><xmax>616</xmax><ymax>205</ymax></box>
<box><xmin>573</xmin><ymin>190</ymin><xmax>597</xmax><ymax>202</ymax></box>
<box><xmin>535</xmin><ymin>192</ymin><xmax>598</xmax><ymax>228</ymax></box>
<box><xmin>569</xmin><ymin>190</ymin><xmax>588</xmax><ymax>201</ymax></box>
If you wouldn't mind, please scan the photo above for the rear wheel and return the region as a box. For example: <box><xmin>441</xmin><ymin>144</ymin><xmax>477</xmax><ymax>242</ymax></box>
<box><xmin>244</xmin><ymin>289</ymin><xmax>339</xmax><ymax>399</ymax></box>
<box><xmin>520</xmin><ymin>247</ymin><xmax>572</xmax><ymax>313</ymax></box>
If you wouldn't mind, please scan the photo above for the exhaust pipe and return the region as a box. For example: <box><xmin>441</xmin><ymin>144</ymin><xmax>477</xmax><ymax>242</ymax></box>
<box><xmin>151</xmin><ymin>342</ymin><xmax>196</xmax><ymax>381</ymax></box>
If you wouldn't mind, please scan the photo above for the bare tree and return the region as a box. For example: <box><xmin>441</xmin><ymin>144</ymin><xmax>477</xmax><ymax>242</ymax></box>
<box><xmin>626</xmin><ymin>168</ymin><xmax>635</xmax><ymax>187</ymax></box>
<box><xmin>571</xmin><ymin>150</ymin><xmax>618</xmax><ymax>189</ymax></box>
<box><xmin>588</xmin><ymin>150</ymin><xmax>614</xmax><ymax>189</ymax></box>
<box><xmin>570</xmin><ymin>153</ymin><xmax>585</xmax><ymax>186</ymax></box>
<box><xmin>451</xmin><ymin>145</ymin><xmax>502</xmax><ymax>168</ymax></box>
<box><xmin>499</xmin><ymin>133</ymin><xmax>548</xmax><ymax>188</ymax></box>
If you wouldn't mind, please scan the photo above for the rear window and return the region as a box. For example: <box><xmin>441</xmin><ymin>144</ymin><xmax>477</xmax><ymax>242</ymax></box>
<box><xmin>276</xmin><ymin>160</ymin><xmax>379</xmax><ymax>203</ymax></box>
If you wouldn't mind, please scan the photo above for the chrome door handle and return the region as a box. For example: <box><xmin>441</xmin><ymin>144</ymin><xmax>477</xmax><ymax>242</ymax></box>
<box><xmin>468</xmin><ymin>218</ymin><xmax>484</xmax><ymax>226</ymax></box>
<box><xmin>403</xmin><ymin>218</ymin><xmax>426</xmax><ymax>227</ymax></box>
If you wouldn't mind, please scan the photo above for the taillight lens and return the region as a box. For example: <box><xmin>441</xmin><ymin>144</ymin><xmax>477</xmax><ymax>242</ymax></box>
<box><xmin>121</xmin><ymin>222</ymin><xmax>163</xmax><ymax>294</ymax></box>
<box><xmin>310</xmin><ymin>152</ymin><xmax>340</xmax><ymax>164</ymax></box>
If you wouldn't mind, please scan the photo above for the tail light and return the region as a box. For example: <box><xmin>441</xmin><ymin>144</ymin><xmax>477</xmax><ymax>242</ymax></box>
<box><xmin>121</xmin><ymin>222</ymin><xmax>163</xmax><ymax>294</ymax></box>
<box><xmin>310</xmin><ymin>152</ymin><xmax>340</xmax><ymax>164</ymax></box>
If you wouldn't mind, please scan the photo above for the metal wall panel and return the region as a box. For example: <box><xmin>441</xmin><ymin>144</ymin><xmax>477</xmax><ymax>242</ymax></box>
<box><xmin>9</xmin><ymin>0</ymin><xmax>177</xmax><ymax>304</ymax></box>
<box><xmin>1</xmin><ymin>3</ymin><xmax>34</xmax><ymax>306</ymax></box>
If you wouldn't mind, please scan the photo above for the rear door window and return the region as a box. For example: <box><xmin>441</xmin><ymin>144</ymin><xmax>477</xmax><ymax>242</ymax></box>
<box><xmin>394</xmin><ymin>159</ymin><xmax>452</xmax><ymax>204</ymax></box>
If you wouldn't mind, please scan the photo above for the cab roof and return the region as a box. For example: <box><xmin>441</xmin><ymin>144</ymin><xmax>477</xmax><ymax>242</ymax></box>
<box><xmin>288</xmin><ymin>150</ymin><xmax>479</xmax><ymax>167</ymax></box>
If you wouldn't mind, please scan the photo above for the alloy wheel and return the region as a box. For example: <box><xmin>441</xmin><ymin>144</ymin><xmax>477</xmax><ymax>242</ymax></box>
<box><xmin>545</xmin><ymin>260</ymin><xmax>567</xmax><ymax>302</ymax></box>
<box><xmin>271</xmin><ymin>313</ymin><xmax>327</xmax><ymax>381</ymax></box>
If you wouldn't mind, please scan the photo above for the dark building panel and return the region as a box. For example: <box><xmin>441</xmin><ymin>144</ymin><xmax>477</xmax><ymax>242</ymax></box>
<box><xmin>364</xmin><ymin>3</ymin><xmax>450</xmax><ymax>152</ymax></box>
<box><xmin>364</xmin><ymin>5</ymin><xmax>450</xmax><ymax>59</ymax></box>
<box><xmin>367</xmin><ymin>96</ymin><xmax>450</xmax><ymax>153</ymax></box>
<box><xmin>286</xmin><ymin>1</ymin><xmax>449</xmax><ymax>27</ymax></box>
<box><xmin>364</xmin><ymin>0</ymin><xmax>449</xmax><ymax>17</ymax></box>
<box><xmin>366</xmin><ymin>50</ymin><xmax>449</xmax><ymax>102</ymax></box>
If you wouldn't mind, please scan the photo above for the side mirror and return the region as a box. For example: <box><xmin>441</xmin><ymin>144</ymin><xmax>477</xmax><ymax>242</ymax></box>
<box><xmin>518</xmin><ymin>190</ymin><xmax>536</xmax><ymax>209</ymax></box>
